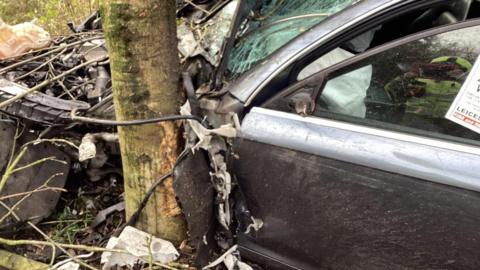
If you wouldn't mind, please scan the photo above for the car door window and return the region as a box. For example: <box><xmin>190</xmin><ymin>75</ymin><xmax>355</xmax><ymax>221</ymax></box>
<box><xmin>312</xmin><ymin>23</ymin><xmax>480</xmax><ymax>144</ymax></box>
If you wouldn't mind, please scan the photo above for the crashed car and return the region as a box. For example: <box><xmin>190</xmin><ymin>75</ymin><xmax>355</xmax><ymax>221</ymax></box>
<box><xmin>190</xmin><ymin>0</ymin><xmax>480</xmax><ymax>269</ymax></box>
<box><xmin>2</xmin><ymin>0</ymin><xmax>480</xmax><ymax>269</ymax></box>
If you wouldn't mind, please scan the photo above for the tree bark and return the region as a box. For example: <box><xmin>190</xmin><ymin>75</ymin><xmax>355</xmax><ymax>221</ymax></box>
<box><xmin>100</xmin><ymin>0</ymin><xmax>186</xmax><ymax>243</ymax></box>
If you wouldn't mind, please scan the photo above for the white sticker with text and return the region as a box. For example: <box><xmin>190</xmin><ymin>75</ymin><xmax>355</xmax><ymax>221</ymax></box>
<box><xmin>446</xmin><ymin>56</ymin><xmax>480</xmax><ymax>134</ymax></box>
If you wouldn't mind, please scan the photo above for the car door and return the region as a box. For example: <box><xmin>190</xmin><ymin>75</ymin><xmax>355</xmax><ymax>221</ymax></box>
<box><xmin>233</xmin><ymin>20</ymin><xmax>480</xmax><ymax>270</ymax></box>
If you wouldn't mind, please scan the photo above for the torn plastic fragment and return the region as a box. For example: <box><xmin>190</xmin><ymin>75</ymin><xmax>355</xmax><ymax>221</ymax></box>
<box><xmin>91</xmin><ymin>201</ymin><xmax>125</xmax><ymax>228</ymax></box>
<box><xmin>203</xmin><ymin>245</ymin><xmax>253</xmax><ymax>270</ymax></box>
<box><xmin>180</xmin><ymin>101</ymin><xmax>237</xmax><ymax>152</ymax></box>
<box><xmin>101</xmin><ymin>226</ymin><xmax>179</xmax><ymax>270</ymax></box>
<box><xmin>244</xmin><ymin>216</ymin><xmax>263</xmax><ymax>234</ymax></box>
<box><xmin>79</xmin><ymin>138</ymin><xmax>96</xmax><ymax>162</ymax></box>
<box><xmin>201</xmin><ymin>0</ymin><xmax>239</xmax><ymax>66</ymax></box>
<box><xmin>55</xmin><ymin>262</ymin><xmax>80</xmax><ymax>270</ymax></box>
<box><xmin>79</xmin><ymin>133</ymin><xmax>119</xmax><ymax>162</ymax></box>
<box><xmin>177</xmin><ymin>23</ymin><xmax>213</xmax><ymax>63</ymax></box>
<box><xmin>180</xmin><ymin>101</ymin><xmax>237</xmax><ymax>230</ymax></box>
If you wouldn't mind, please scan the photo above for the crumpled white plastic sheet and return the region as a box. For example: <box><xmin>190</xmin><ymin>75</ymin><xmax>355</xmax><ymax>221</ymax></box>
<box><xmin>101</xmin><ymin>226</ymin><xmax>179</xmax><ymax>270</ymax></box>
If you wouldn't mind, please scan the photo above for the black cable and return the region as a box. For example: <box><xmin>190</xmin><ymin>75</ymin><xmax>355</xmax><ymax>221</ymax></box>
<box><xmin>121</xmin><ymin>172</ymin><xmax>172</xmax><ymax>229</ymax></box>
<box><xmin>113</xmin><ymin>149</ymin><xmax>191</xmax><ymax>236</ymax></box>
<box><xmin>71</xmin><ymin>109</ymin><xmax>204</xmax><ymax>126</ymax></box>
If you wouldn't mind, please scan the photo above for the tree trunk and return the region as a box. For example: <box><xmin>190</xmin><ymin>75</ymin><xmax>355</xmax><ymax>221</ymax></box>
<box><xmin>100</xmin><ymin>0</ymin><xmax>186</xmax><ymax>243</ymax></box>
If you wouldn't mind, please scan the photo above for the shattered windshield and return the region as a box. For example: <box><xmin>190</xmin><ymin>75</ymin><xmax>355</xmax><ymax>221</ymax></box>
<box><xmin>228</xmin><ymin>0</ymin><xmax>357</xmax><ymax>75</ymax></box>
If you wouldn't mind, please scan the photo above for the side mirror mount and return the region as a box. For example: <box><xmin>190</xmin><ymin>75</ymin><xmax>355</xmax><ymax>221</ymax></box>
<box><xmin>287</xmin><ymin>92</ymin><xmax>315</xmax><ymax>116</ymax></box>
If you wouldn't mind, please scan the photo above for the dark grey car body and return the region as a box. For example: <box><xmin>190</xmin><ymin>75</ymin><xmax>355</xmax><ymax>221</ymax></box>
<box><xmin>212</xmin><ymin>0</ymin><xmax>480</xmax><ymax>269</ymax></box>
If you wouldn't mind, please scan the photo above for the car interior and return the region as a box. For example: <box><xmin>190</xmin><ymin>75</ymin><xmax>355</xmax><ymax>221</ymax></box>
<box><xmin>368</xmin><ymin>0</ymin><xmax>480</xmax><ymax>48</ymax></box>
<box><xmin>298</xmin><ymin>0</ymin><xmax>480</xmax><ymax>80</ymax></box>
<box><xmin>263</xmin><ymin>0</ymin><xmax>480</xmax><ymax>146</ymax></box>
<box><xmin>314</xmin><ymin>23</ymin><xmax>480</xmax><ymax>146</ymax></box>
<box><xmin>254</xmin><ymin>0</ymin><xmax>480</xmax><ymax>108</ymax></box>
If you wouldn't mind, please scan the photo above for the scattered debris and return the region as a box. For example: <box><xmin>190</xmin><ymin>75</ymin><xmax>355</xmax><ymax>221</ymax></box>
<box><xmin>79</xmin><ymin>132</ymin><xmax>118</xmax><ymax>163</ymax></box>
<box><xmin>0</xmin><ymin>29</ymin><xmax>110</xmax><ymax>123</ymax></box>
<box><xmin>200</xmin><ymin>0</ymin><xmax>238</xmax><ymax>66</ymax></box>
<box><xmin>101</xmin><ymin>226</ymin><xmax>179</xmax><ymax>269</ymax></box>
<box><xmin>203</xmin><ymin>245</ymin><xmax>253</xmax><ymax>270</ymax></box>
<box><xmin>177</xmin><ymin>23</ymin><xmax>210</xmax><ymax>62</ymax></box>
<box><xmin>91</xmin><ymin>201</ymin><xmax>125</xmax><ymax>228</ymax></box>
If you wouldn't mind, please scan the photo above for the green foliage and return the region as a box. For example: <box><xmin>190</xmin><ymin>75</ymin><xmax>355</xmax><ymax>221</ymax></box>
<box><xmin>50</xmin><ymin>205</ymin><xmax>93</xmax><ymax>244</ymax></box>
<box><xmin>0</xmin><ymin>0</ymin><xmax>99</xmax><ymax>35</ymax></box>
<box><xmin>48</xmin><ymin>187</ymin><xmax>94</xmax><ymax>244</ymax></box>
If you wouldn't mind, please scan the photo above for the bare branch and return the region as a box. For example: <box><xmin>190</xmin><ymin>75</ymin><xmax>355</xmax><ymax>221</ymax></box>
<box><xmin>0</xmin><ymin>36</ymin><xmax>104</xmax><ymax>74</ymax></box>
<box><xmin>0</xmin><ymin>173</ymin><xmax>63</xmax><ymax>223</ymax></box>
<box><xmin>11</xmin><ymin>157</ymin><xmax>67</xmax><ymax>173</ymax></box>
<box><xmin>0</xmin><ymin>55</ymin><xmax>108</xmax><ymax>109</ymax></box>
<box><xmin>14</xmin><ymin>48</ymin><xmax>68</xmax><ymax>81</ymax></box>
<box><xmin>0</xmin><ymin>186</ymin><xmax>65</xmax><ymax>201</ymax></box>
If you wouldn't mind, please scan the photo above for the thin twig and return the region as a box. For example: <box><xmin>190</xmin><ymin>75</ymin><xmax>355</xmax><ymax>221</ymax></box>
<box><xmin>0</xmin><ymin>55</ymin><xmax>108</xmax><ymax>109</ymax></box>
<box><xmin>0</xmin><ymin>138</ymin><xmax>77</xmax><ymax>194</ymax></box>
<box><xmin>11</xmin><ymin>157</ymin><xmax>66</xmax><ymax>173</ymax></box>
<box><xmin>0</xmin><ymin>146</ymin><xmax>28</xmax><ymax>193</ymax></box>
<box><xmin>0</xmin><ymin>173</ymin><xmax>63</xmax><ymax>223</ymax></box>
<box><xmin>0</xmin><ymin>236</ymin><xmax>127</xmax><ymax>254</ymax></box>
<box><xmin>14</xmin><ymin>48</ymin><xmax>68</xmax><ymax>81</ymax></box>
<box><xmin>184</xmin><ymin>0</ymin><xmax>212</xmax><ymax>15</ymax></box>
<box><xmin>39</xmin><ymin>219</ymin><xmax>84</xmax><ymax>225</ymax></box>
<box><xmin>0</xmin><ymin>32</ymin><xmax>102</xmax><ymax>61</ymax></box>
<box><xmin>0</xmin><ymin>235</ymin><xmax>180</xmax><ymax>270</ymax></box>
<box><xmin>6</xmin><ymin>121</ymin><xmax>23</xmax><ymax>169</ymax></box>
<box><xmin>58</xmin><ymin>79</ymin><xmax>95</xmax><ymax>99</ymax></box>
<box><xmin>0</xmin><ymin>200</ymin><xmax>99</xmax><ymax>270</ymax></box>
<box><xmin>57</xmin><ymin>79</ymin><xmax>77</xmax><ymax>100</ymax></box>
<box><xmin>147</xmin><ymin>236</ymin><xmax>154</xmax><ymax>270</ymax></box>
<box><xmin>24</xmin><ymin>138</ymin><xmax>79</xmax><ymax>150</ymax></box>
<box><xmin>0</xmin><ymin>186</ymin><xmax>66</xmax><ymax>201</ymax></box>
<box><xmin>0</xmin><ymin>36</ymin><xmax>103</xmax><ymax>74</ymax></box>
<box><xmin>51</xmin><ymin>252</ymin><xmax>94</xmax><ymax>270</ymax></box>
<box><xmin>28</xmin><ymin>222</ymin><xmax>99</xmax><ymax>270</ymax></box>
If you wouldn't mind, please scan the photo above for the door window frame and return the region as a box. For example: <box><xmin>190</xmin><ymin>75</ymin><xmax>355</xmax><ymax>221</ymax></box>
<box><xmin>263</xmin><ymin>19</ymin><xmax>480</xmax><ymax>147</ymax></box>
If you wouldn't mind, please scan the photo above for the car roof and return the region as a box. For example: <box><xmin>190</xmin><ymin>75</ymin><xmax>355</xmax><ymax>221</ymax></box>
<box><xmin>228</xmin><ymin>0</ymin><xmax>403</xmax><ymax>105</ymax></box>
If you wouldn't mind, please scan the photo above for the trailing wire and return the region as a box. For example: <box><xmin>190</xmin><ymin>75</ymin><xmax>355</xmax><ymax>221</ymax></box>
<box><xmin>71</xmin><ymin>109</ymin><xmax>204</xmax><ymax>126</ymax></box>
<box><xmin>113</xmin><ymin>149</ymin><xmax>191</xmax><ymax>237</ymax></box>
<box><xmin>71</xmin><ymin>106</ymin><xmax>203</xmax><ymax>236</ymax></box>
